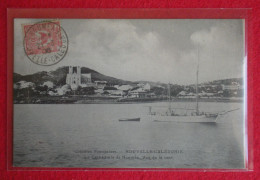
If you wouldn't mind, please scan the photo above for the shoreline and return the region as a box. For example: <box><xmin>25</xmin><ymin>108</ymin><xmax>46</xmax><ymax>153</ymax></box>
<box><xmin>13</xmin><ymin>96</ymin><xmax>243</xmax><ymax>104</ymax></box>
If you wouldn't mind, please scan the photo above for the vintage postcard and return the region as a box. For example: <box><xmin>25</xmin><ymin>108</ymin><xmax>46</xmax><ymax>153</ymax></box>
<box><xmin>12</xmin><ymin>18</ymin><xmax>246</xmax><ymax>169</ymax></box>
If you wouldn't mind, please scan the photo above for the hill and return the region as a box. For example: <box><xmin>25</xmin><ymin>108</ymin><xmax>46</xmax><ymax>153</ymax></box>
<box><xmin>207</xmin><ymin>78</ymin><xmax>243</xmax><ymax>85</ymax></box>
<box><xmin>13</xmin><ymin>66</ymin><xmax>243</xmax><ymax>88</ymax></box>
<box><xmin>13</xmin><ymin>66</ymin><xmax>133</xmax><ymax>86</ymax></box>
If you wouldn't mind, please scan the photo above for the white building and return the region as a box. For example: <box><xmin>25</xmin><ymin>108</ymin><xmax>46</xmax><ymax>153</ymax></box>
<box><xmin>57</xmin><ymin>84</ymin><xmax>70</xmax><ymax>96</ymax></box>
<box><xmin>108</xmin><ymin>90</ymin><xmax>124</xmax><ymax>96</ymax></box>
<box><xmin>129</xmin><ymin>87</ymin><xmax>147</xmax><ymax>98</ymax></box>
<box><xmin>178</xmin><ymin>91</ymin><xmax>186</xmax><ymax>96</ymax></box>
<box><xmin>15</xmin><ymin>81</ymin><xmax>35</xmax><ymax>89</ymax></box>
<box><xmin>94</xmin><ymin>89</ymin><xmax>104</xmax><ymax>94</ymax></box>
<box><xmin>222</xmin><ymin>84</ymin><xmax>241</xmax><ymax>91</ymax></box>
<box><xmin>94</xmin><ymin>81</ymin><xmax>107</xmax><ymax>89</ymax></box>
<box><xmin>117</xmin><ymin>85</ymin><xmax>133</xmax><ymax>91</ymax></box>
<box><xmin>42</xmin><ymin>81</ymin><xmax>54</xmax><ymax>89</ymax></box>
<box><xmin>143</xmin><ymin>83</ymin><xmax>151</xmax><ymax>91</ymax></box>
<box><xmin>137</xmin><ymin>83</ymin><xmax>151</xmax><ymax>91</ymax></box>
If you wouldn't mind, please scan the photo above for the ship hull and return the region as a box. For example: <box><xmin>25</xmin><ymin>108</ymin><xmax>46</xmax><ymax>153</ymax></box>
<box><xmin>119</xmin><ymin>118</ymin><xmax>140</xmax><ymax>122</ymax></box>
<box><xmin>150</xmin><ymin>115</ymin><xmax>217</xmax><ymax>123</ymax></box>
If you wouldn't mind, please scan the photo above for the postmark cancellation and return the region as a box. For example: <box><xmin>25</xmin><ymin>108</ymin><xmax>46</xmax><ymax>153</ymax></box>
<box><xmin>23</xmin><ymin>20</ymin><xmax>68</xmax><ymax>66</ymax></box>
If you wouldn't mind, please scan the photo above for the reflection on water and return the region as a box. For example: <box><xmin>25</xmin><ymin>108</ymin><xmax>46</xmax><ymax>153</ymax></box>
<box><xmin>13</xmin><ymin>102</ymin><xmax>245</xmax><ymax>168</ymax></box>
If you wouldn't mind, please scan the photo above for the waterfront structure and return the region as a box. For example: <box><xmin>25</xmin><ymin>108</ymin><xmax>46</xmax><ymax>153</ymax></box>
<box><xmin>128</xmin><ymin>87</ymin><xmax>147</xmax><ymax>98</ymax></box>
<box><xmin>66</xmin><ymin>66</ymin><xmax>92</xmax><ymax>90</ymax></box>
<box><xmin>102</xmin><ymin>86</ymin><xmax>124</xmax><ymax>96</ymax></box>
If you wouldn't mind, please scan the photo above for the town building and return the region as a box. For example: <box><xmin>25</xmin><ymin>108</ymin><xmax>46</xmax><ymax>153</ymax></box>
<box><xmin>42</xmin><ymin>81</ymin><xmax>54</xmax><ymax>89</ymax></box>
<box><xmin>221</xmin><ymin>82</ymin><xmax>242</xmax><ymax>91</ymax></box>
<box><xmin>66</xmin><ymin>66</ymin><xmax>92</xmax><ymax>90</ymax></box>
<box><xmin>56</xmin><ymin>84</ymin><xmax>70</xmax><ymax>96</ymax></box>
<box><xmin>94</xmin><ymin>81</ymin><xmax>107</xmax><ymax>89</ymax></box>
<box><xmin>14</xmin><ymin>81</ymin><xmax>35</xmax><ymax>89</ymax></box>
<box><xmin>222</xmin><ymin>84</ymin><xmax>240</xmax><ymax>91</ymax></box>
<box><xmin>137</xmin><ymin>83</ymin><xmax>151</xmax><ymax>91</ymax></box>
<box><xmin>102</xmin><ymin>86</ymin><xmax>125</xmax><ymax>97</ymax></box>
<box><xmin>117</xmin><ymin>85</ymin><xmax>133</xmax><ymax>91</ymax></box>
<box><xmin>128</xmin><ymin>87</ymin><xmax>147</xmax><ymax>98</ymax></box>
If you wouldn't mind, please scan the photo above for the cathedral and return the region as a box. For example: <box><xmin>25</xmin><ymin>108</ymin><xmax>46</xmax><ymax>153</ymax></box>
<box><xmin>66</xmin><ymin>66</ymin><xmax>92</xmax><ymax>90</ymax></box>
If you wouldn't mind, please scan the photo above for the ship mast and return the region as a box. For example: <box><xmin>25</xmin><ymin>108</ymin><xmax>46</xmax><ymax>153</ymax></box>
<box><xmin>168</xmin><ymin>83</ymin><xmax>171</xmax><ymax>113</ymax></box>
<box><xmin>196</xmin><ymin>45</ymin><xmax>200</xmax><ymax>115</ymax></box>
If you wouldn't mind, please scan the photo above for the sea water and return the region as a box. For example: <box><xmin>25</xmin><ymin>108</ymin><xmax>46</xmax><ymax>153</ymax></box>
<box><xmin>13</xmin><ymin>102</ymin><xmax>245</xmax><ymax>168</ymax></box>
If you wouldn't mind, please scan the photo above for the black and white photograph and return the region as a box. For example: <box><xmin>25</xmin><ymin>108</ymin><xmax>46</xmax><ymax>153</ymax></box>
<box><xmin>13</xmin><ymin>18</ymin><xmax>246</xmax><ymax>169</ymax></box>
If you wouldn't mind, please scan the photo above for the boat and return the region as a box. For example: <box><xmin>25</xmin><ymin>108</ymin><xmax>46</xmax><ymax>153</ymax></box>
<box><xmin>148</xmin><ymin>45</ymin><xmax>220</xmax><ymax>123</ymax></box>
<box><xmin>118</xmin><ymin>118</ymin><xmax>141</xmax><ymax>122</ymax></box>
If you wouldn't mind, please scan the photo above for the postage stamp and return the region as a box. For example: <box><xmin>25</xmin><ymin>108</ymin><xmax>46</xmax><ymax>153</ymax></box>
<box><xmin>23</xmin><ymin>20</ymin><xmax>68</xmax><ymax>66</ymax></box>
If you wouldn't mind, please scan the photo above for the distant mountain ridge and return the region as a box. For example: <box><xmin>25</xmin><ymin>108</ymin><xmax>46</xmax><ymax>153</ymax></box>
<box><xmin>13</xmin><ymin>66</ymin><xmax>243</xmax><ymax>87</ymax></box>
<box><xmin>206</xmin><ymin>78</ymin><xmax>243</xmax><ymax>86</ymax></box>
<box><xmin>13</xmin><ymin>66</ymin><xmax>133</xmax><ymax>86</ymax></box>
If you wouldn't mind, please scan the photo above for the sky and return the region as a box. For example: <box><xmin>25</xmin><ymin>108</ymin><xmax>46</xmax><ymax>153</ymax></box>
<box><xmin>14</xmin><ymin>19</ymin><xmax>245</xmax><ymax>85</ymax></box>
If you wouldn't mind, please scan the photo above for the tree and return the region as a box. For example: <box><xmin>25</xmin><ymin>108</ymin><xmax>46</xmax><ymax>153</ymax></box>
<box><xmin>223</xmin><ymin>90</ymin><xmax>231</xmax><ymax>97</ymax></box>
<box><xmin>35</xmin><ymin>85</ymin><xmax>48</xmax><ymax>92</ymax></box>
<box><xmin>151</xmin><ymin>87</ymin><xmax>166</xmax><ymax>96</ymax></box>
<box><xmin>103</xmin><ymin>91</ymin><xmax>109</xmax><ymax>95</ymax></box>
<box><xmin>170</xmin><ymin>85</ymin><xmax>184</xmax><ymax>97</ymax></box>
<box><xmin>79</xmin><ymin>86</ymin><xmax>95</xmax><ymax>95</ymax></box>
<box><xmin>18</xmin><ymin>87</ymin><xmax>37</xmax><ymax>98</ymax></box>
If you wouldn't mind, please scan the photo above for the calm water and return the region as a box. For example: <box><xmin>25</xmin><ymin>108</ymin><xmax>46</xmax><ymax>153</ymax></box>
<box><xmin>13</xmin><ymin>102</ymin><xmax>245</xmax><ymax>168</ymax></box>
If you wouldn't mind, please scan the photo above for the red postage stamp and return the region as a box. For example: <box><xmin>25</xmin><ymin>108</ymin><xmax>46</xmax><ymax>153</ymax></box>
<box><xmin>23</xmin><ymin>20</ymin><xmax>68</xmax><ymax>66</ymax></box>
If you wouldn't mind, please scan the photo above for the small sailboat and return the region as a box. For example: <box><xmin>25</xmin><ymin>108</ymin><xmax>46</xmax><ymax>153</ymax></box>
<box><xmin>148</xmin><ymin>46</ymin><xmax>220</xmax><ymax>123</ymax></box>
<box><xmin>118</xmin><ymin>118</ymin><xmax>141</xmax><ymax>122</ymax></box>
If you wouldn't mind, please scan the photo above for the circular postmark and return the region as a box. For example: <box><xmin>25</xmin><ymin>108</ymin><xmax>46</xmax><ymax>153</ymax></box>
<box><xmin>23</xmin><ymin>21</ymin><xmax>68</xmax><ymax>66</ymax></box>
